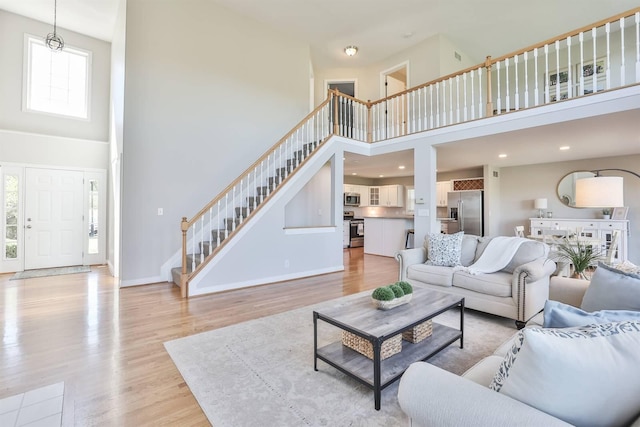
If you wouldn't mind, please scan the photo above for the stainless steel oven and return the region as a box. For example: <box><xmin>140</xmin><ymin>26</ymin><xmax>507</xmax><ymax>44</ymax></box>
<box><xmin>349</xmin><ymin>218</ymin><xmax>364</xmax><ymax>248</ymax></box>
<box><xmin>344</xmin><ymin>192</ymin><xmax>361</xmax><ymax>207</ymax></box>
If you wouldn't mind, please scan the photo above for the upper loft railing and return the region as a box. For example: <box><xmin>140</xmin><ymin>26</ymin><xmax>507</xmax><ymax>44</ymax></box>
<box><xmin>342</xmin><ymin>7</ymin><xmax>640</xmax><ymax>142</ymax></box>
<box><xmin>177</xmin><ymin>7</ymin><xmax>640</xmax><ymax>297</ymax></box>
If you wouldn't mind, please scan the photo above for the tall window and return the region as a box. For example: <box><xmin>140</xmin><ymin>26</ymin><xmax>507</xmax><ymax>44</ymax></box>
<box><xmin>4</xmin><ymin>175</ymin><xmax>19</xmax><ymax>260</ymax></box>
<box><xmin>24</xmin><ymin>35</ymin><xmax>91</xmax><ymax>119</ymax></box>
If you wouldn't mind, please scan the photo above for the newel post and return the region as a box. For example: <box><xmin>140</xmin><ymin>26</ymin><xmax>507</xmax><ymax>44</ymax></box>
<box><xmin>181</xmin><ymin>217</ymin><xmax>188</xmax><ymax>276</ymax></box>
<box><xmin>485</xmin><ymin>56</ymin><xmax>494</xmax><ymax>117</ymax></box>
<box><xmin>367</xmin><ymin>101</ymin><xmax>373</xmax><ymax>142</ymax></box>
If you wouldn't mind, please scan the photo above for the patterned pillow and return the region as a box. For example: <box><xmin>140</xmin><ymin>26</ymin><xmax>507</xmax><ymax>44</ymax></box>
<box><xmin>489</xmin><ymin>321</ymin><xmax>640</xmax><ymax>427</ymax></box>
<box><xmin>425</xmin><ymin>232</ymin><xmax>464</xmax><ymax>267</ymax></box>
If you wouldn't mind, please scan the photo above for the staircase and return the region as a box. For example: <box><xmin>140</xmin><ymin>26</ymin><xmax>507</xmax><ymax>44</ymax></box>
<box><xmin>170</xmin><ymin>140</ymin><xmax>322</xmax><ymax>290</ymax></box>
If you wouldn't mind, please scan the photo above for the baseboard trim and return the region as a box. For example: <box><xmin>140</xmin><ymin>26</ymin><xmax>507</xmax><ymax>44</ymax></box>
<box><xmin>119</xmin><ymin>275</ymin><xmax>166</xmax><ymax>287</ymax></box>
<box><xmin>189</xmin><ymin>265</ymin><xmax>345</xmax><ymax>297</ymax></box>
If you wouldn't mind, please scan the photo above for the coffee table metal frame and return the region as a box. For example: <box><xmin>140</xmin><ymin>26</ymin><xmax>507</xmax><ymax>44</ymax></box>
<box><xmin>313</xmin><ymin>289</ymin><xmax>464</xmax><ymax>410</ymax></box>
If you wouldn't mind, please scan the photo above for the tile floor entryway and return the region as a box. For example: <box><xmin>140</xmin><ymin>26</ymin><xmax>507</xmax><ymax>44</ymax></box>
<box><xmin>0</xmin><ymin>382</ymin><xmax>64</xmax><ymax>427</ymax></box>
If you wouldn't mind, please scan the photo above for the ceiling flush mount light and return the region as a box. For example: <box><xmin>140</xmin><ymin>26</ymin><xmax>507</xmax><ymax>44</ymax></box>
<box><xmin>344</xmin><ymin>46</ymin><xmax>358</xmax><ymax>57</ymax></box>
<box><xmin>45</xmin><ymin>0</ymin><xmax>64</xmax><ymax>51</ymax></box>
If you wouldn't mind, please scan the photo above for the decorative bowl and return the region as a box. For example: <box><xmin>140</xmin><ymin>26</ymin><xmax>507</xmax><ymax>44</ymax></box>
<box><xmin>372</xmin><ymin>293</ymin><xmax>412</xmax><ymax>310</ymax></box>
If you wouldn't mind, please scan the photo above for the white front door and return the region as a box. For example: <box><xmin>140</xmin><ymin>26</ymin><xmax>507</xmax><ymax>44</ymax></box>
<box><xmin>24</xmin><ymin>168</ymin><xmax>84</xmax><ymax>269</ymax></box>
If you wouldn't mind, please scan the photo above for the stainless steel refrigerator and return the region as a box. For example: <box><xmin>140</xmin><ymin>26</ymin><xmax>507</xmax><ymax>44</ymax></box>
<box><xmin>447</xmin><ymin>190</ymin><xmax>484</xmax><ymax>236</ymax></box>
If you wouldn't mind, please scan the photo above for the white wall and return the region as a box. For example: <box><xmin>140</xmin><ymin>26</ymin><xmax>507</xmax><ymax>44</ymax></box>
<box><xmin>498</xmin><ymin>154</ymin><xmax>640</xmax><ymax>263</ymax></box>
<box><xmin>0</xmin><ymin>10</ymin><xmax>110</xmax><ymax>142</ymax></box>
<box><xmin>285</xmin><ymin>162</ymin><xmax>333</xmax><ymax>227</ymax></box>
<box><xmin>121</xmin><ymin>0</ymin><xmax>312</xmax><ymax>283</ymax></box>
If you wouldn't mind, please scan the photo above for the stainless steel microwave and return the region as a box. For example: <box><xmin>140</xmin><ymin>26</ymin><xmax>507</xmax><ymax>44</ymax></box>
<box><xmin>344</xmin><ymin>192</ymin><xmax>361</xmax><ymax>206</ymax></box>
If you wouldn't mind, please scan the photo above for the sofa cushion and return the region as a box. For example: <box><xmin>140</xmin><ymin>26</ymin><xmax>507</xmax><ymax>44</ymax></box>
<box><xmin>407</xmin><ymin>264</ymin><xmax>454</xmax><ymax>287</ymax></box>
<box><xmin>581</xmin><ymin>262</ymin><xmax>640</xmax><ymax>312</ymax></box>
<box><xmin>501</xmin><ymin>241</ymin><xmax>549</xmax><ymax>274</ymax></box>
<box><xmin>474</xmin><ymin>236</ymin><xmax>492</xmax><ymax>262</ymax></box>
<box><xmin>462</xmin><ymin>355</ymin><xmax>504</xmax><ymax>387</ymax></box>
<box><xmin>460</xmin><ymin>235</ymin><xmax>480</xmax><ymax>267</ymax></box>
<box><xmin>425</xmin><ymin>232</ymin><xmax>464</xmax><ymax>267</ymax></box>
<box><xmin>489</xmin><ymin>321</ymin><xmax>640</xmax><ymax>427</ymax></box>
<box><xmin>543</xmin><ymin>300</ymin><xmax>640</xmax><ymax>328</ymax></box>
<box><xmin>453</xmin><ymin>270</ymin><xmax>512</xmax><ymax>297</ymax></box>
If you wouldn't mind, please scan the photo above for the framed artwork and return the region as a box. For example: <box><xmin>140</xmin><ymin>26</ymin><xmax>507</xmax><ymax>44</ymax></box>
<box><xmin>612</xmin><ymin>207</ymin><xmax>629</xmax><ymax>220</ymax></box>
<box><xmin>576</xmin><ymin>58</ymin><xmax>606</xmax><ymax>95</ymax></box>
<box><xmin>546</xmin><ymin>68</ymin><xmax>571</xmax><ymax>102</ymax></box>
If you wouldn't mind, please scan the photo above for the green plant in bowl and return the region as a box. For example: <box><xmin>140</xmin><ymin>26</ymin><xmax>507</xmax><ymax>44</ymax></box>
<box><xmin>396</xmin><ymin>281</ymin><xmax>413</xmax><ymax>295</ymax></box>
<box><xmin>371</xmin><ymin>286</ymin><xmax>395</xmax><ymax>301</ymax></box>
<box><xmin>389</xmin><ymin>284</ymin><xmax>405</xmax><ymax>298</ymax></box>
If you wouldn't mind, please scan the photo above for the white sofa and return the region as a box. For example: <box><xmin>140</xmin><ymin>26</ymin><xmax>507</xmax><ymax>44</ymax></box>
<box><xmin>396</xmin><ymin>234</ymin><xmax>556</xmax><ymax>327</ymax></box>
<box><xmin>397</xmin><ymin>275</ymin><xmax>640</xmax><ymax>427</ymax></box>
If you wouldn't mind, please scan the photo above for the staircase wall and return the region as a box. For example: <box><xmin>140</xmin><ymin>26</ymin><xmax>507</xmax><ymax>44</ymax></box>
<box><xmin>189</xmin><ymin>140</ymin><xmax>345</xmax><ymax>296</ymax></box>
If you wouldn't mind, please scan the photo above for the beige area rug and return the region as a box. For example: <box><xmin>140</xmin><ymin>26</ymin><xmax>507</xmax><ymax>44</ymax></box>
<box><xmin>11</xmin><ymin>266</ymin><xmax>91</xmax><ymax>280</ymax></box>
<box><xmin>164</xmin><ymin>291</ymin><xmax>517</xmax><ymax>427</ymax></box>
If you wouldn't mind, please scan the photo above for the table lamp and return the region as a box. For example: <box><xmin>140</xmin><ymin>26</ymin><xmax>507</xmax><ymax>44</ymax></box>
<box><xmin>534</xmin><ymin>198</ymin><xmax>547</xmax><ymax>218</ymax></box>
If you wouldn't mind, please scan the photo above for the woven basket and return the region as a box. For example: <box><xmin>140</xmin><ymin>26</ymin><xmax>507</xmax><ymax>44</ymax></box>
<box><xmin>372</xmin><ymin>293</ymin><xmax>412</xmax><ymax>310</ymax></box>
<box><xmin>402</xmin><ymin>319</ymin><xmax>433</xmax><ymax>343</ymax></box>
<box><xmin>341</xmin><ymin>331</ymin><xmax>402</xmax><ymax>360</ymax></box>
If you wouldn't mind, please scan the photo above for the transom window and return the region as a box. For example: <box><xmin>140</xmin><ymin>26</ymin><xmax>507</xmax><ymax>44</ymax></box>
<box><xmin>24</xmin><ymin>35</ymin><xmax>91</xmax><ymax>119</ymax></box>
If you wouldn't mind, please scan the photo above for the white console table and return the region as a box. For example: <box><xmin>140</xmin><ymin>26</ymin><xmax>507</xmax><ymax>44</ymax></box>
<box><xmin>529</xmin><ymin>218</ymin><xmax>629</xmax><ymax>263</ymax></box>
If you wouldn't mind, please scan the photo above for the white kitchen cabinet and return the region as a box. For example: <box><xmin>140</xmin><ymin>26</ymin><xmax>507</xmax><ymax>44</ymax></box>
<box><xmin>436</xmin><ymin>181</ymin><xmax>452</xmax><ymax>207</ymax></box>
<box><xmin>356</xmin><ymin>185</ymin><xmax>369</xmax><ymax>206</ymax></box>
<box><xmin>368</xmin><ymin>185</ymin><xmax>404</xmax><ymax>207</ymax></box>
<box><xmin>529</xmin><ymin>218</ymin><xmax>629</xmax><ymax>263</ymax></box>
<box><xmin>364</xmin><ymin>218</ymin><xmax>413</xmax><ymax>257</ymax></box>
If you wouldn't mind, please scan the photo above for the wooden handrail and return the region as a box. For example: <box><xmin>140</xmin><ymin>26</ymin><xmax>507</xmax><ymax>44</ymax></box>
<box><xmin>488</xmin><ymin>6</ymin><xmax>640</xmax><ymax>65</ymax></box>
<box><xmin>182</xmin><ymin>94</ymin><xmax>334</xmax><ymax>229</ymax></box>
<box><xmin>369</xmin><ymin>62</ymin><xmax>486</xmax><ymax>106</ymax></box>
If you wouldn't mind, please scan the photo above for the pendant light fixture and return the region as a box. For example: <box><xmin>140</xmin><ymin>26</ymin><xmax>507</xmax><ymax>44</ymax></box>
<box><xmin>45</xmin><ymin>0</ymin><xmax>64</xmax><ymax>51</ymax></box>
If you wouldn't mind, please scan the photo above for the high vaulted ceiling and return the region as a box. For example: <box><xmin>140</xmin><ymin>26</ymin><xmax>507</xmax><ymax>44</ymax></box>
<box><xmin>2</xmin><ymin>0</ymin><xmax>638</xmax><ymax>177</ymax></box>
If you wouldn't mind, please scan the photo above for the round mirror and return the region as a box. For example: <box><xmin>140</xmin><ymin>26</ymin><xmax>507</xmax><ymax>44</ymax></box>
<box><xmin>557</xmin><ymin>171</ymin><xmax>596</xmax><ymax>207</ymax></box>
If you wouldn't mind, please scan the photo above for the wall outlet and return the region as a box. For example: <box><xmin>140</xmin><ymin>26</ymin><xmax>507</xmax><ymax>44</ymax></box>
<box><xmin>157</xmin><ymin>208</ymin><xmax>163</xmax><ymax>216</ymax></box>
<box><xmin>284</xmin><ymin>259</ymin><xmax>290</xmax><ymax>268</ymax></box>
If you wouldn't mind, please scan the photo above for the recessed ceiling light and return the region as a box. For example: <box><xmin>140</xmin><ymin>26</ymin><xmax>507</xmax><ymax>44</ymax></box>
<box><xmin>398</xmin><ymin>165</ymin><xmax>406</xmax><ymax>169</ymax></box>
<box><xmin>498</xmin><ymin>154</ymin><xmax>507</xmax><ymax>158</ymax></box>
<box><xmin>379</xmin><ymin>175</ymin><xmax>384</xmax><ymax>177</ymax></box>
<box><xmin>352</xmin><ymin>172</ymin><xmax>357</xmax><ymax>175</ymax></box>
<box><xmin>559</xmin><ymin>146</ymin><xmax>570</xmax><ymax>150</ymax></box>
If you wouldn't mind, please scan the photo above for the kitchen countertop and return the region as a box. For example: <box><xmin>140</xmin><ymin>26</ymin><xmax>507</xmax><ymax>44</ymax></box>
<box><xmin>363</xmin><ymin>216</ymin><xmax>414</xmax><ymax>220</ymax></box>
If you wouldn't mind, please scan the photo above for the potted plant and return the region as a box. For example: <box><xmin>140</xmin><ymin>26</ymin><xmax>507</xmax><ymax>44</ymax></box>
<box><xmin>371</xmin><ymin>282</ymin><xmax>413</xmax><ymax>310</ymax></box>
<box><xmin>552</xmin><ymin>239</ymin><xmax>603</xmax><ymax>279</ymax></box>
<box><xmin>602</xmin><ymin>208</ymin><xmax>611</xmax><ymax>219</ymax></box>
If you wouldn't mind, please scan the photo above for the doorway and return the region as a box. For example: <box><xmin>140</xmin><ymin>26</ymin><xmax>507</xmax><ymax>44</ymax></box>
<box><xmin>381</xmin><ymin>62</ymin><xmax>409</xmax><ymax>139</ymax></box>
<box><xmin>0</xmin><ymin>165</ymin><xmax>106</xmax><ymax>273</ymax></box>
<box><xmin>326</xmin><ymin>80</ymin><xmax>357</xmax><ymax>138</ymax></box>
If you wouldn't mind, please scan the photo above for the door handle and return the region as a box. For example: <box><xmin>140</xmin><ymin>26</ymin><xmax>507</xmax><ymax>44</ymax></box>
<box><xmin>26</xmin><ymin>225</ymin><xmax>32</xmax><ymax>229</ymax></box>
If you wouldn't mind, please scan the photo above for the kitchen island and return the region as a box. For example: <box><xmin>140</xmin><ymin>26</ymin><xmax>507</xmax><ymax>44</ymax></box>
<box><xmin>363</xmin><ymin>217</ymin><xmax>414</xmax><ymax>257</ymax></box>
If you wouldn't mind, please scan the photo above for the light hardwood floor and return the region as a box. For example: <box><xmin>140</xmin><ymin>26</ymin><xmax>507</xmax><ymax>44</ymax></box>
<box><xmin>0</xmin><ymin>248</ymin><xmax>399</xmax><ymax>426</ymax></box>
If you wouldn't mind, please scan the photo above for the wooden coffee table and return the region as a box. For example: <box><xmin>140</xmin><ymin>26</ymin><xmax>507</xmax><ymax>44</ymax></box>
<box><xmin>313</xmin><ymin>287</ymin><xmax>464</xmax><ymax>410</ymax></box>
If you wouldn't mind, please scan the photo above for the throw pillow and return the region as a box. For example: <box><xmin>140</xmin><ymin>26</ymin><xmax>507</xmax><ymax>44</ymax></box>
<box><xmin>615</xmin><ymin>260</ymin><xmax>640</xmax><ymax>275</ymax></box>
<box><xmin>425</xmin><ymin>232</ymin><xmax>464</xmax><ymax>267</ymax></box>
<box><xmin>581</xmin><ymin>262</ymin><xmax>640</xmax><ymax>312</ymax></box>
<box><xmin>489</xmin><ymin>321</ymin><xmax>640</xmax><ymax>427</ymax></box>
<box><xmin>543</xmin><ymin>300</ymin><xmax>640</xmax><ymax>328</ymax></box>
